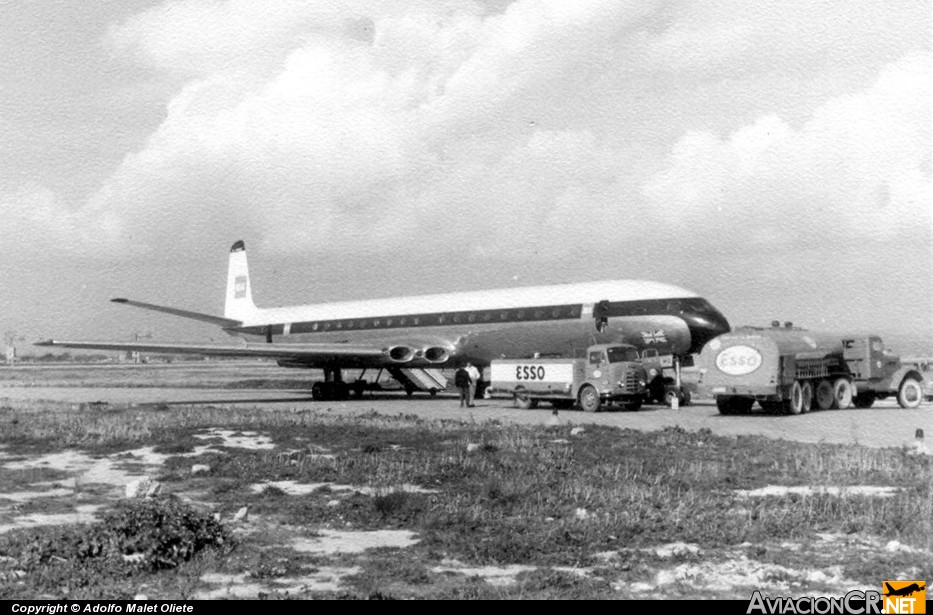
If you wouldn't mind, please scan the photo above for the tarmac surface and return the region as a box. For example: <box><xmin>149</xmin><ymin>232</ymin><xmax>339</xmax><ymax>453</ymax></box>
<box><xmin>1</xmin><ymin>385</ymin><xmax>930</xmax><ymax>453</ymax></box>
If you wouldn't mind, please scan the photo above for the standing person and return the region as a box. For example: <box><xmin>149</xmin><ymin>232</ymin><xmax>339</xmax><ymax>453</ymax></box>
<box><xmin>465</xmin><ymin>362</ymin><xmax>480</xmax><ymax>407</ymax></box>
<box><xmin>454</xmin><ymin>365</ymin><xmax>472</xmax><ymax>408</ymax></box>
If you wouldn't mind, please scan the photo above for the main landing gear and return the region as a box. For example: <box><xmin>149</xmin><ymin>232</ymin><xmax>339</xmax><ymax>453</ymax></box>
<box><xmin>310</xmin><ymin>368</ymin><xmax>350</xmax><ymax>401</ymax></box>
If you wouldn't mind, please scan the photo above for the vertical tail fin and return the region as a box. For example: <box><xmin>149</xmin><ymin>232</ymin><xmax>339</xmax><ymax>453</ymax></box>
<box><xmin>225</xmin><ymin>240</ymin><xmax>259</xmax><ymax>322</ymax></box>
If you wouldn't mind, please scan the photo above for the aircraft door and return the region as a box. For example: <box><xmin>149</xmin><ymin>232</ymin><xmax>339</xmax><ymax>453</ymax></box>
<box><xmin>594</xmin><ymin>300</ymin><xmax>610</xmax><ymax>333</ymax></box>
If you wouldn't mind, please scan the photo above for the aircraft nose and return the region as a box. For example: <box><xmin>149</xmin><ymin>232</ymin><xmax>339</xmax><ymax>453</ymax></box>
<box><xmin>682</xmin><ymin>308</ymin><xmax>731</xmax><ymax>354</ymax></box>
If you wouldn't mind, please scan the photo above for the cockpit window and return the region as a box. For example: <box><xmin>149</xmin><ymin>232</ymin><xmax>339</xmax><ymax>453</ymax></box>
<box><xmin>681</xmin><ymin>297</ymin><xmax>716</xmax><ymax>314</ymax></box>
<box><xmin>607</xmin><ymin>346</ymin><xmax>639</xmax><ymax>362</ymax></box>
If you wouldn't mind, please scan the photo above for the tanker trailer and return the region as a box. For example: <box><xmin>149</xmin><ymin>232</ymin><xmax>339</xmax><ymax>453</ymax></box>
<box><xmin>696</xmin><ymin>324</ymin><xmax>924</xmax><ymax>415</ymax></box>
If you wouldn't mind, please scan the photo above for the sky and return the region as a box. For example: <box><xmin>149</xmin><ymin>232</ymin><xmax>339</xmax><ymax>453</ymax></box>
<box><xmin>1</xmin><ymin>0</ymin><xmax>931</xmax><ymax>354</ymax></box>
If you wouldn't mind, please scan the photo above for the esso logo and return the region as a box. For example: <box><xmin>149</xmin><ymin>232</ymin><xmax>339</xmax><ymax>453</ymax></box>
<box><xmin>715</xmin><ymin>345</ymin><xmax>762</xmax><ymax>375</ymax></box>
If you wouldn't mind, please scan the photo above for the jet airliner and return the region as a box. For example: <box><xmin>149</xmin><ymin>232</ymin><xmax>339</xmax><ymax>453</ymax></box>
<box><xmin>884</xmin><ymin>583</ymin><xmax>925</xmax><ymax>597</ymax></box>
<box><xmin>38</xmin><ymin>241</ymin><xmax>731</xmax><ymax>400</ymax></box>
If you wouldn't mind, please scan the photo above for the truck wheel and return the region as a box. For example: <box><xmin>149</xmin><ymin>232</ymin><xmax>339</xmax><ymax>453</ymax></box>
<box><xmin>853</xmin><ymin>392</ymin><xmax>875</xmax><ymax>408</ymax></box>
<box><xmin>578</xmin><ymin>385</ymin><xmax>601</xmax><ymax>413</ymax></box>
<box><xmin>815</xmin><ymin>380</ymin><xmax>834</xmax><ymax>410</ymax></box>
<box><xmin>897</xmin><ymin>377</ymin><xmax>923</xmax><ymax>409</ymax></box>
<box><xmin>783</xmin><ymin>381</ymin><xmax>804</xmax><ymax>415</ymax></box>
<box><xmin>800</xmin><ymin>381</ymin><xmax>813</xmax><ymax>413</ymax></box>
<box><xmin>716</xmin><ymin>396</ymin><xmax>737</xmax><ymax>415</ymax></box>
<box><xmin>717</xmin><ymin>397</ymin><xmax>752</xmax><ymax>415</ymax></box>
<box><xmin>831</xmin><ymin>378</ymin><xmax>853</xmax><ymax>409</ymax></box>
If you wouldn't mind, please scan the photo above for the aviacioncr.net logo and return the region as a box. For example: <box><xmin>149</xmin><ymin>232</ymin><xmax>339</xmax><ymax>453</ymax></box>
<box><xmin>747</xmin><ymin>590</ymin><xmax>882</xmax><ymax>614</ymax></box>
<box><xmin>882</xmin><ymin>581</ymin><xmax>926</xmax><ymax>614</ymax></box>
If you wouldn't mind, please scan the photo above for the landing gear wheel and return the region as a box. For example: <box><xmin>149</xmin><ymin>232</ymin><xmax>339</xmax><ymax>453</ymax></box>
<box><xmin>897</xmin><ymin>377</ymin><xmax>923</xmax><ymax>409</ymax></box>
<box><xmin>815</xmin><ymin>380</ymin><xmax>834</xmax><ymax>410</ymax></box>
<box><xmin>311</xmin><ymin>382</ymin><xmax>325</xmax><ymax>401</ymax></box>
<box><xmin>429</xmin><ymin>388</ymin><xmax>438</xmax><ymax>398</ymax></box>
<box><xmin>681</xmin><ymin>388</ymin><xmax>692</xmax><ymax>407</ymax></box>
<box><xmin>404</xmin><ymin>384</ymin><xmax>416</xmax><ymax>397</ymax></box>
<box><xmin>578</xmin><ymin>385</ymin><xmax>601</xmax><ymax>413</ymax></box>
<box><xmin>335</xmin><ymin>382</ymin><xmax>349</xmax><ymax>400</ymax></box>
<box><xmin>831</xmin><ymin>378</ymin><xmax>853</xmax><ymax>409</ymax></box>
<box><xmin>800</xmin><ymin>381</ymin><xmax>813</xmax><ymax>414</ymax></box>
<box><xmin>352</xmin><ymin>381</ymin><xmax>366</xmax><ymax>398</ymax></box>
<box><xmin>784</xmin><ymin>381</ymin><xmax>804</xmax><ymax>415</ymax></box>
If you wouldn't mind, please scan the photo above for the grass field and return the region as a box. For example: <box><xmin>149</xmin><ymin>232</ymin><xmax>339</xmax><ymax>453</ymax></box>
<box><xmin>0</xmin><ymin>394</ymin><xmax>929</xmax><ymax>600</ymax></box>
<box><xmin>0</xmin><ymin>361</ymin><xmax>328</xmax><ymax>390</ymax></box>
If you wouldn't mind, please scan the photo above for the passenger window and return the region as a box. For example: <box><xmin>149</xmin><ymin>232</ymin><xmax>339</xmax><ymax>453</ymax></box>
<box><xmin>589</xmin><ymin>351</ymin><xmax>604</xmax><ymax>364</ymax></box>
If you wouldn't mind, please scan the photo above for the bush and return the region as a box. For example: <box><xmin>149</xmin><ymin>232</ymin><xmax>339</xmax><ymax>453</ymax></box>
<box><xmin>102</xmin><ymin>496</ymin><xmax>232</xmax><ymax>570</ymax></box>
<box><xmin>1</xmin><ymin>496</ymin><xmax>232</xmax><ymax>574</ymax></box>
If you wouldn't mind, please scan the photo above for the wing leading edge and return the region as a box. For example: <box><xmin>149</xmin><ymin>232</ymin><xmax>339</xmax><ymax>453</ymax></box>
<box><xmin>34</xmin><ymin>339</ymin><xmax>388</xmax><ymax>362</ymax></box>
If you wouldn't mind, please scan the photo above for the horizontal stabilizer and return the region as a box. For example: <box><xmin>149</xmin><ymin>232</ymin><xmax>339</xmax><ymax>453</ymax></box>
<box><xmin>34</xmin><ymin>339</ymin><xmax>388</xmax><ymax>360</ymax></box>
<box><xmin>110</xmin><ymin>298</ymin><xmax>242</xmax><ymax>328</ymax></box>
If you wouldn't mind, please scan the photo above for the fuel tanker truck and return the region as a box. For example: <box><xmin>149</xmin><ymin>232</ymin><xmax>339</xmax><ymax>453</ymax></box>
<box><xmin>696</xmin><ymin>323</ymin><xmax>926</xmax><ymax>415</ymax></box>
<box><xmin>488</xmin><ymin>343</ymin><xmax>649</xmax><ymax>412</ymax></box>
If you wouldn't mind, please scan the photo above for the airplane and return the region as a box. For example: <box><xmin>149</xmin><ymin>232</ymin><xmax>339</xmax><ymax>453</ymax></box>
<box><xmin>37</xmin><ymin>240</ymin><xmax>731</xmax><ymax>400</ymax></box>
<box><xmin>884</xmin><ymin>583</ymin><xmax>925</xmax><ymax>597</ymax></box>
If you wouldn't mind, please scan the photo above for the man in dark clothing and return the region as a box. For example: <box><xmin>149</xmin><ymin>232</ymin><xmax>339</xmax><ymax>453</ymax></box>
<box><xmin>454</xmin><ymin>366</ymin><xmax>472</xmax><ymax>408</ymax></box>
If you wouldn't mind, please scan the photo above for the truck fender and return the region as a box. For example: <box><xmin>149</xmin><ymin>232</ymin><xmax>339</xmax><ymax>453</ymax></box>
<box><xmin>890</xmin><ymin>369</ymin><xmax>923</xmax><ymax>392</ymax></box>
<box><xmin>583</xmin><ymin>379</ymin><xmax>609</xmax><ymax>397</ymax></box>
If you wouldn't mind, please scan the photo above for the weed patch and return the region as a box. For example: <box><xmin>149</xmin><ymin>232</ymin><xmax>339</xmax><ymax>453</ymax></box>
<box><xmin>0</xmin><ymin>496</ymin><xmax>231</xmax><ymax>598</ymax></box>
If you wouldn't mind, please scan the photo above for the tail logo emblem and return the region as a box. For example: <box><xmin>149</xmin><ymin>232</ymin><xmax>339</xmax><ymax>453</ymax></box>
<box><xmin>234</xmin><ymin>276</ymin><xmax>248</xmax><ymax>299</ymax></box>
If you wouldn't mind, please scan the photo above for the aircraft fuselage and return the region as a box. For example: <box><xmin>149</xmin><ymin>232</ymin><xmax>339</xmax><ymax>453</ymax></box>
<box><xmin>226</xmin><ymin>282</ymin><xmax>730</xmax><ymax>368</ymax></box>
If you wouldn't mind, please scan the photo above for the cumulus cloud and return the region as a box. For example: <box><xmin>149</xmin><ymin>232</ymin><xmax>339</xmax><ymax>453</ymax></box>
<box><xmin>2</xmin><ymin>0</ymin><xmax>929</xmax><ymax>264</ymax></box>
<box><xmin>0</xmin><ymin>183</ymin><xmax>122</xmax><ymax>252</ymax></box>
<box><xmin>33</xmin><ymin>0</ymin><xmax>658</xmax><ymax>256</ymax></box>
<box><xmin>642</xmin><ymin>52</ymin><xmax>931</xmax><ymax>247</ymax></box>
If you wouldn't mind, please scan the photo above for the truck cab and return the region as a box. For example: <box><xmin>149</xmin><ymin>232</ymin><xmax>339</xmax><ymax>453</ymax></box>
<box><xmin>579</xmin><ymin>344</ymin><xmax>648</xmax><ymax>411</ymax></box>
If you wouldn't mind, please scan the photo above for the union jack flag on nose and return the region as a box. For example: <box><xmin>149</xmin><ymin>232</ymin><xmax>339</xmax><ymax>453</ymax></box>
<box><xmin>641</xmin><ymin>329</ymin><xmax>668</xmax><ymax>344</ymax></box>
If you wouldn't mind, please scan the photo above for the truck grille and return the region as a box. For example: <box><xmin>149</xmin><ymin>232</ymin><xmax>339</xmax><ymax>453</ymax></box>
<box><xmin>621</xmin><ymin>370</ymin><xmax>639</xmax><ymax>393</ymax></box>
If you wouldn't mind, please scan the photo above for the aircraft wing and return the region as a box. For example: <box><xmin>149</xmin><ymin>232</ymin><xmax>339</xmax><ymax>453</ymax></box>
<box><xmin>34</xmin><ymin>339</ymin><xmax>388</xmax><ymax>361</ymax></box>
